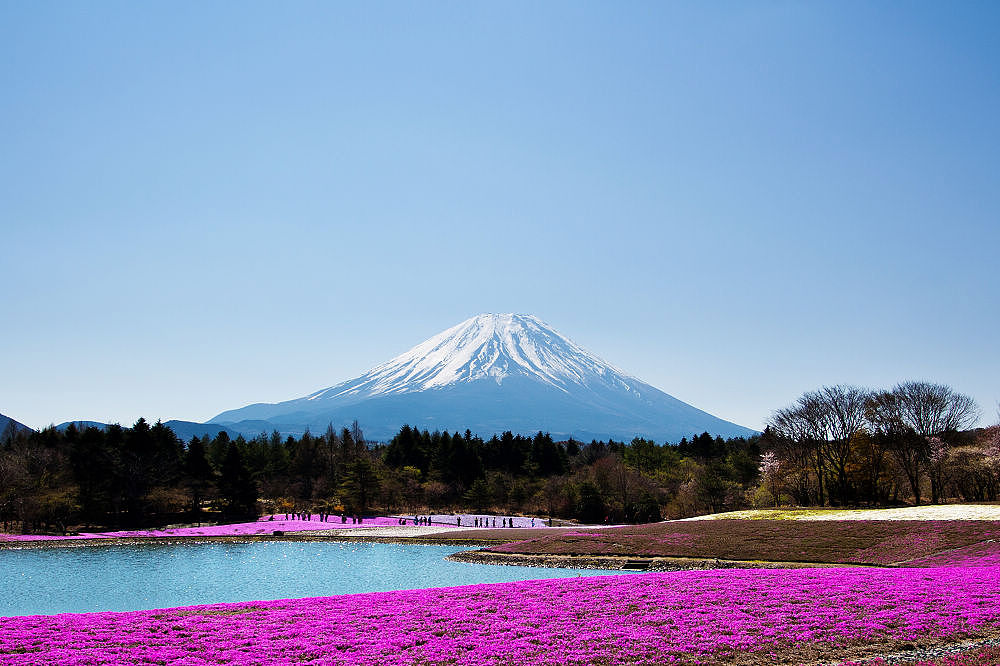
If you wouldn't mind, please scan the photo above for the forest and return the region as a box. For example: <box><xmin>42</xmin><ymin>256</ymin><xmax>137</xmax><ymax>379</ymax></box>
<box><xmin>1</xmin><ymin>381</ymin><xmax>997</xmax><ymax>535</ymax></box>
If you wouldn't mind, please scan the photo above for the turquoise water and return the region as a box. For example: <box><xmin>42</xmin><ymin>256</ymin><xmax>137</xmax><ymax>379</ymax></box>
<box><xmin>1</xmin><ymin>541</ymin><xmax>624</xmax><ymax>616</ymax></box>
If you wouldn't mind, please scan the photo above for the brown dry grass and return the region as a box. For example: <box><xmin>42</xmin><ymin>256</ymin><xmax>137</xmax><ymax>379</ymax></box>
<box><xmin>427</xmin><ymin>520</ymin><xmax>1000</xmax><ymax>566</ymax></box>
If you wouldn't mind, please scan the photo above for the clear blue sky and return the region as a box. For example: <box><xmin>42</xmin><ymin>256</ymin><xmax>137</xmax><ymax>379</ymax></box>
<box><xmin>2</xmin><ymin>2</ymin><xmax>998</xmax><ymax>434</ymax></box>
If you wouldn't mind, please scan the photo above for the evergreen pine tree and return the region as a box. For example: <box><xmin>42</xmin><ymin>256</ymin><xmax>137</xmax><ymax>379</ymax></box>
<box><xmin>218</xmin><ymin>442</ymin><xmax>257</xmax><ymax>519</ymax></box>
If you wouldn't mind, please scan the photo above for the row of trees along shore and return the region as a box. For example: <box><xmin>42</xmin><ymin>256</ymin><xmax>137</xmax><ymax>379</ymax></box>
<box><xmin>1</xmin><ymin>381</ymin><xmax>997</xmax><ymax>535</ymax></box>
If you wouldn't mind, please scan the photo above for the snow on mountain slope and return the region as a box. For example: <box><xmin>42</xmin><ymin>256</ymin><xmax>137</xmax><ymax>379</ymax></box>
<box><xmin>209</xmin><ymin>314</ymin><xmax>755</xmax><ymax>442</ymax></box>
<box><xmin>306</xmin><ymin>313</ymin><xmax>635</xmax><ymax>402</ymax></box>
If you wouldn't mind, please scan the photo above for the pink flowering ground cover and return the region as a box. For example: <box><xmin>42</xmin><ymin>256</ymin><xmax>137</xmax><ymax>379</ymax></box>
<box><xmin>0</xmin><ymin>516</ymin><xmax>410</xmax><ymax>542</ymax></box>
<box><xmin>3</xmin><ymin>566</ymin><xmax>1000</xmax><ymax>665</ymax></box>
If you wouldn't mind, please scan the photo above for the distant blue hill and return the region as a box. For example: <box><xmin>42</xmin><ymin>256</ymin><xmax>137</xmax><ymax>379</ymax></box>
<box><xmin>55</xmin><ymin>420</ymin><xmax>109</xmax><ymax>431</ymax></box>
<box><xmin>0</xmin><ymin>412</ymin><xmax>35</xmax><ymax>438</ymax></box>
<box><xmin>55</xmin><ymin>420</ymin><xmax>242</xmax><ymax>442</ymax></box>
<box><xmin>163</xmin><ymin>421</ymin><xmax>243</xmax><ymax>441</ymax></box>
<box><xmin>204</xmin><ymin>419</ymin><xmax>288</xmax><ymax>438</ymax></box>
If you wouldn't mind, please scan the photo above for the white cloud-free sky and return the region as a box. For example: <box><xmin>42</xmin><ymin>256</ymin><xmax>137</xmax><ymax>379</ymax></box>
<box><xmin>2</xmin><ymin>2</ymin><xmax>998</xmax><ymax>434</ymax></box>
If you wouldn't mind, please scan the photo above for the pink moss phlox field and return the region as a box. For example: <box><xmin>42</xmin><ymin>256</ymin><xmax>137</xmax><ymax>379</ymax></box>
<box><xmin>3</xmin><ymin>566</ymin><xmax>1000</xmax><ymax>665</ymax></box>
<box><xmin>0</xmin><ymin>516</ymin><xmax>410</xmax><ymax>542</ymax></box>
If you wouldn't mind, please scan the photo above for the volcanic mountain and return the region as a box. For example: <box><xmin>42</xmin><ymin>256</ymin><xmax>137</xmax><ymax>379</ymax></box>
<box><xmin>209</xmin><ymin>314</ymin><xmax>755</xmax><ymax>442</ymax></box>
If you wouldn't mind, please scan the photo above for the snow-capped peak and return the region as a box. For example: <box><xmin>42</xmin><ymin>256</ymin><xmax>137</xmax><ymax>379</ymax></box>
<box><xmin>306</xmin><ymin>313</ymin><xmax>636</xmax><ymax>402</ymax></box>
<box><xmin>209</xmin><ymin>312</ymin><xmax>758</xmax><ymax>441</ymax></box>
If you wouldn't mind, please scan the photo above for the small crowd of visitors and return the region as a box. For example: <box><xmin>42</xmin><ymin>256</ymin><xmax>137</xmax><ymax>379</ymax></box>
<box><xmin>398</xmin><ymin>516</ymin><xmax>435</xmax><ymax>526</ymax></box>
<box><xmin>267</xmin><ymin>512</ymin><xmax>364</xmax><ymax>524</ymax></box>
<box><xmin>470</xmin><ymin>516</ymin><xmax>533</xmax><ymax>528</ymax></box>
<box><xmin>265</xmin><ymin>512</ymin><xmax>549</xmax><ymax>528</ymax></box>
<box><xmin>392</xmin><ymin>515</ymin><xmax>539</xmax><ymax>528</ymax></box>
<box><xmin>393</xmin><ymin>515</ymin><xmax>535</xmax><ymax>527</ymax></box>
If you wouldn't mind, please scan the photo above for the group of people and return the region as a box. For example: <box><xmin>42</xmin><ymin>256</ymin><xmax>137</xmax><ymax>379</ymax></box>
<box><xmin>267</xmin><ymin>512</ymin><xmax>545</xmax><ymax>528</ymax></box>
<box><xmin>394</xmin><ymin>515</ymin><xmax>535</xmax><ymax>527</ymax></box>
<box><xmin>269</xmin><ymin>512</ymin><xmax>363</xmax><ymax>524</ymax></box>
<box><xmin>470</xmin><ymin>516</ymin><xmax>534</xmax><ymax>528</ymax></box>
<box><xmin>398</xmin><ymin>516</ymin><xmax>435</xmax><ymax>526</ymax></box>
<box><xmin>274</xmin><ymin>512</ymin><xmax>317</xmax><ymax>521</ymax></box>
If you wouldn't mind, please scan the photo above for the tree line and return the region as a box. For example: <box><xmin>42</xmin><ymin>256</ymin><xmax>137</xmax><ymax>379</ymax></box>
<box><xmin>760</xmin><ymin>381</ymin><xmax>997</xmax><ymax>507</ymax></box>
<box><xmin>2</xmin><ymin>380</ymin><xmax>995</xmax><ymax>535</ymax></box>
<box><xmin>0</xmin><ymin>416</ymin><xmax>761</xmax><ymax>534</ymax></box>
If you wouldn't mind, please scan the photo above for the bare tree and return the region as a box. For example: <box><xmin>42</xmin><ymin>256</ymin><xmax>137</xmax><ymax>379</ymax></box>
<box><xmin>816</xmin><ymin>385</ymin><xmax>869</xmax><ymax>505</ymax></box>
<box><xmin>768</xmin><ymin>405</ymin><xmax>823</xmax><ymax>505</ymax></box>
<box><xmin>868</xmin><ymin>389</ymin><xmax>925</xmax><ymax>503</ymax></box>
<box><xmin>893</xmin><ymin>381</ymin><xmax>978</xmax><ymax>504</ymax></box>
<box><xmin>894</xmin><ymin>381</ymin><xmax>979</xmax><ymax>437</ymax></box>
<box><xmin>767</xmin><ymin>386</ymin><xmax>869</xmax><ymax>506</ymax></box>
<box><xmin>868</xmin><ymin>382</ymin><xmax>978</xmax><ymax>505</ymax></box>
<box><xmin>351</xmin><ymin>420</ymin><xmax>366</xmax><ymax>451</ymax></box>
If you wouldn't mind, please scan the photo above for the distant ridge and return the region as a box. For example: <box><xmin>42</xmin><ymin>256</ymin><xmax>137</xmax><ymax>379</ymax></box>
<box><xmin>55</xmin><ymin>420</ymin><xmax>242</xmax><ymax>442</ymax></box>
<box><xmin>211</xmin><ymin>313</ymin><xmax>756</xmax><ymax>442</ymax></box>
<box><xmin>55</xmin><ymin>420</ymin><xmax>109</xmax><ymax>431</ymax></box>
<box><xmin>0</xmin><ymin>412</ymin><xmax>34</xmax><ymax>438</ymax></box>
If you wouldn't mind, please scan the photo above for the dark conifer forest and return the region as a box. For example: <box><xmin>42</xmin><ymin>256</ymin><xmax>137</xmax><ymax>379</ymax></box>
<box><xmin>0</xmin><ymin>416</ymin><xmax>761</xmax><ymax>534</ymax></box>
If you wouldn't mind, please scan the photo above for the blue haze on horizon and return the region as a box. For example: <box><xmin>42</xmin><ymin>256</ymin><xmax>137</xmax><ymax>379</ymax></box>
<box><xmin>2</xmin><ymin>2</ymin><xmax>998</xmax><ymax>435</ymax></box>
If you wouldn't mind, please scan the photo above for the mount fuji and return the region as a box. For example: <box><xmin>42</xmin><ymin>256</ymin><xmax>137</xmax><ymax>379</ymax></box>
<box><xmin>209</xmin><ymin>314</ymin><xmax>755</xmax><ymax>442</ymax></box>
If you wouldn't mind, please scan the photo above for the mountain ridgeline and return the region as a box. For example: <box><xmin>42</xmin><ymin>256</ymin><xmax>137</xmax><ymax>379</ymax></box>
<box><xmin>54</xmin><ymin>420</ymin><xmax>243</xmax><ymax>442</ymax></box>
<box><xmin>0</xmin><ymin>413</ymin><xmax>33</xmax><ymax>439</ymax></box>
<box><xmin>210</xmin><ymin>314</ymin><xmax>755</xmax><ymax>442</ymax></box>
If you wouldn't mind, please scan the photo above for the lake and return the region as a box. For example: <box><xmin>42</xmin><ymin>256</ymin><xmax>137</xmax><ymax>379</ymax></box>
<box><xmin>1</xmin><ymin>541</ymin><xmax>624</xmax><ymax>617</ymax></box>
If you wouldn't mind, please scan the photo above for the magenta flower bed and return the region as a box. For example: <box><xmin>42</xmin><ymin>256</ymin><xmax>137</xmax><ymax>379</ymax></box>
<box><xmin>3</xmin><ymin>566</ymin><xmax>999</xmax><ymax>664</ymax></box>
<box><xmin>0</xmin><ymin>516</ymin><xmax>411</xmax><ymax>542</ymax></box>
